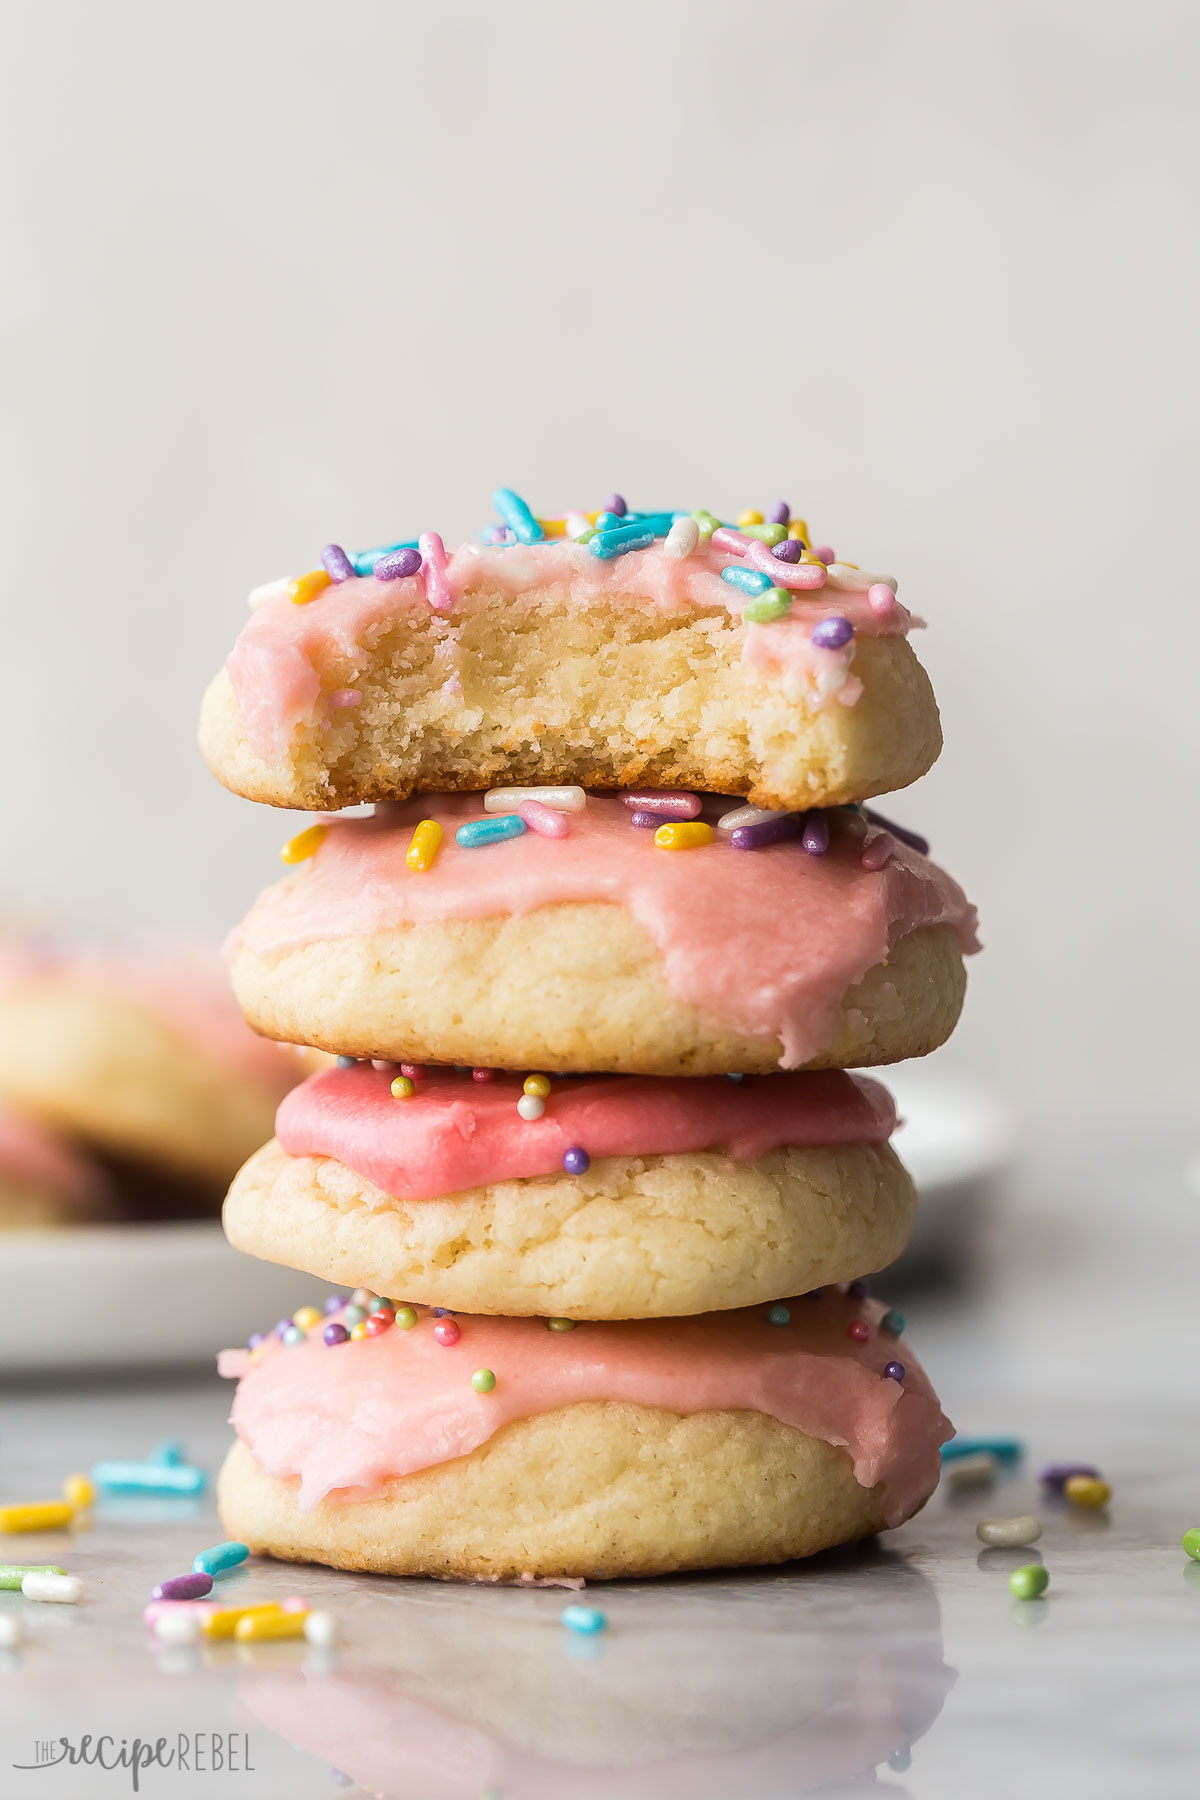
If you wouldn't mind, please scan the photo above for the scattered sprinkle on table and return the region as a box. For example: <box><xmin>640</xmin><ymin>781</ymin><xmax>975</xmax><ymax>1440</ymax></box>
<box><xmin>977</xmin><ymin>1516</ymin><xmax>1043</xmax><ymax>1548</ymax></box>
<box><xmin>941</xmin><ymin>1438</ymin><xmax>1022</xmax><ymax>1465</ymax></box>
<box><xmin>1009</xmin><ymin>1564</ymin><xmax>1049</xmax><ymax>1601</ymax></box>
<box><xmin>561</xmin><ymin>1604</ymin><xmax>607</xmax><ymax>1635</ymax></box>
<box><xmin>193</xmin><ymin>1541</ymin><xmax>249</xmax><ymax>1577</ymax></box>
<box><xmin>0</xmin><ymin>1563</ymin><xmax>66</xmax><ymax>1589</ymax></box>
<box><xmin>22</xmin><ymin>1571</ymin><xmax>83</xmax><ymax>1604</ymax></box>
<box><xmin>0</xmin><ymin>1501</ymin><xmax>74</xmax><ymax>1533</ymax></box>
<box><xmin>1064</xmin><ymin>1475</ymin><xmax>1110</xmax><ymax>1509</ymax></box>
<box><xmin>1182</xmin><ymin>1529</ymin><xmax>1200</xmax><ymax>1561</ymax></box>
<box><xmin>946</xmin><ymin>1452</ymin><xmax>998</xmax><ymax>1492</ymax></box>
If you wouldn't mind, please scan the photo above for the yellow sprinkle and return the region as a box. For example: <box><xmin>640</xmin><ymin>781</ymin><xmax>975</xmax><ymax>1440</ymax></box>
<box><xmin>536</xmin><ymin>518</ymin><xmax>568</xmax><ymax>537</ymax></box>
<box><xmin>788</xmin><ymin>519</ymin><xmax>810</xmax><ymax>542</ymax></box>
<box><xmin>653</xmin><ymin>822</ymin><xmax>715</xmax><ymax>852</ymax></box>
<box><xmin>390</xmin><ymin>1076</ymin><xmax>415</xmax><ymax>1100</ymax></box>
<box><xmin>800</xmin><ymin>552</ymin><xmax>827</xmax><ymax>567</ymax></box>
<box><xmin>523</xmin><ymin>1074</ymin><xmax>551</xmax><ymax>1099</ymax></box>
<box><xmin>234</xmin><ymin>1608</ymin><xmax>309</xmax><ymax>1642</ymax></box>
<box><xmin>737</xmin><ymin>510</ymin><xmax>764</xmax><ymax>527</ymax></box>
<box><xmin>280</xmin><ymin>824</ymin><xmax>328</xmax><ymax>865</ymax></box>
<box><xmin>291</xmin><ymin>1307</ymin><xmax>322</xmax><ymax>1333</ymax></box>
<box><xmin>405</xmin><ymin>819</ymin><xmax>444</xmax><ymax>873</ymax></box>
<box><xmin>350</xmin><ymin>1321</ymin><xmax>368</xmax><ymax>1340</ymax></box>
<box><xmin>287</xmin><ymin>569</ymin><xmax>332</xmax><ymax>606</ymax></box>
<box><xmin>202</xmin><ymin>1602</ymin><xmax>287</xmax><ymax>1640</ymax></box>
<box><xmin>1064</xmin><ymin>1475</ymin><xmax>1111</xmax><ymax>1509</ymax></box>
<box><xmin>61</xmin><ymin>1475</ymin><xmax>94</xmax><ymax>1510</ymax></box>
<box><xmin>0</xmin><ymin>1502</ymin><xmax>75</xmax><ymax>1532</ymax></box>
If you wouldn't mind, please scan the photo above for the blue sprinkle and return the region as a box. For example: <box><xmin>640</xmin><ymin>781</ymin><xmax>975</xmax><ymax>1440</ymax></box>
<box><xmin>350</xmin><ymin>539</ymin><xmax>419</xmax><ymax>577</ymax></box>
<box><xmin>589</xmin><ymin>522</ymin><xmax>655</xmax><ymax>561</ymax></box>
<box><xmin>193</xmin><ymin>1540</ymin><xmax>249</xmax><ymax>1577</ymax></box>
<box><xmin>336</xmin><ymin>1056</ymin><xmax>357</xmax><ymax>1069</ymax></box>
<box><xmin>561</xmin><ymin>1604</ymin><xmax>607</xmax><ymax>1636</ymax></box>
<box><xmin>766</xmin><ymin>1304</ymin><xmax>791</xmax><ymax>1326</ymax></box>
<box><xmin>724</xmin><ymin>1072</ymin><xmax>744</xmax><ymax>1082</ymax></box>
<box><xmin>940</xmin><ymin>1437</ymin><xmax>1023</xmax><ymax>1464</ymax></box>
<box><xmin>455</xmin><ymin>815</ymin><xmax>528</xmax><ymax>849</ymax></box>
<box><xmin>720</xmin><ymin>565</ymin><xmax>773</xmax><ymax>596</ymax></box>
<box><xmin>619</xmin><ymin>511</ymin><xmax>677</xmax><ymax>535</ymax></box>
<box><xmin>92</xmin><ymin>1460</ymin><xmax>207</xmax><ymax>1496</ymax></box>
<box><xmin>492</xmin><ymin>487</ymin><xmax>544</xmax><ymax>544</ymax></box>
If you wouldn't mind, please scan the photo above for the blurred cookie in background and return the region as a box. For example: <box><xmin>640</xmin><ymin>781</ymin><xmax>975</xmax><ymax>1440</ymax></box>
<box><xmin>0</xmin><ymin>1102</ymin><xmax>114</xmax><ymax>1227</ymax></box>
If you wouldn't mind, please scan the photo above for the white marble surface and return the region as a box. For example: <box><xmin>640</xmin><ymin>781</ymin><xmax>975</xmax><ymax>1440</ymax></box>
<box><xmin>0</xmin><ymin>1122</ymin><xmax>1196</xmax><ymax>1797</ymax></box>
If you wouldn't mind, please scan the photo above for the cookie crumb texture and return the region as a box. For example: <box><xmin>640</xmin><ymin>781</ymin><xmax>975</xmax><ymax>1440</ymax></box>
<box><xmin>200</xmin><ymin>595</ymin><xmax>941</xmax><ymax>812</ymax></box>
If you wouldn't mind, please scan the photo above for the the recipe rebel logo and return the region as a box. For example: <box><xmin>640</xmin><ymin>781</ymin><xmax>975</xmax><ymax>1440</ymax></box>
<box><xmin>12</xmin><ymin>1734</ymin><xmax>256</xmax><ymax>1790</ymax></box>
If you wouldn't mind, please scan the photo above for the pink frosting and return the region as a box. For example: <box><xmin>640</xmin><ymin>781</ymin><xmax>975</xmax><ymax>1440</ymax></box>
<box><xmin>232</xmin><ymin>796</ymin><xmax>979</xmax><ymax>1068</ymax></box>
<box><xmin>275</xmin><ymin>1065</ymin><xmax>896</xmax><ymax>1201</ymax></box>
<box><xmin>226</xmin><ymin>541</ymin><xmax>915</xmax><ymax>760</ymax></box>
<box><xmin>222</xmin><ymin>1298</ymin><xmax>952</xmax><ymax>1527</ymax></box>
<box><xmin>0</xmin><ymin>1104</ymin><xmax>106</xmax><ymax>1207</ymax></box>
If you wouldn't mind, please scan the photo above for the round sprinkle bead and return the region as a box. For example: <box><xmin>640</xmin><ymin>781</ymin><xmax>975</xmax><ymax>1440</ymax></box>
<box><xmin>1182</xmin><ymin>1530</ymin><xmax>1200</xmax><ymax>1561</ymax></box>
<box><xmin>562</xmin><ymin>1147</ymin><xmax>590</xmax><ymax>1175</ymax></box>
<box><xmin>398</xmin><ymin>1065</ymin><xmax>424</xmax><ymax>1082</ymax></box>
<box><xmin>394</xmin><ymin>1307</ymin><xmax>418</xmax><ymax>1330</ymax></box>
<box><xmin>523</xmin><ymin>1074</ymin><xmax>552</xmax><ymax>1099</ymax></box>
<box><xmin>517</xmin><ymin>1094</ymin><xmax>545</xmax><ymax>1121</ymax></box>
<box><xmin>365</xmin><ymin>1295</ymin><xmax>387</xmax><ymax>1313</ymax></box>
<box><xmin>881</xmin><ymin>1309</ymin><xmax>906</xmax><ymax>1335</ymax></box>
<box><xmin>471</xmin><ymin>1369</ymin><xmax>497</xmax><ymax>1394</ymax></box>
<box><xmin>847</xmin><ymin>1278</ymin><xmax>870</xmax><ymax>1300</ymax></box>
<box><xmin>977</xmin><ymin>1515</ymin><xmax>1043</xmax><ymax>1548</ymax></box>
<box><xmin>292</xmin><ymin>1306</ymin><xmax>322</xmax><ymax>1333</ymax></box>
<box><xmin>472</xmin><ymin>1068</ymin><xmax>495</xmax><ymax>1083</ymax></box>
<box><xmin>341</xmin><ymin>1305</ymin><xmax>366</xmax><ymax>1328</ymax></box>
<box><xmin>391</xmin><ymin>1076</ymin><xmax>415</xmax><ymax>1100</ymax></box>
<box><xmin>1009</xmin><ymin>1564</ymin><xmax>1050</xmax><ymax>1601</ymax></box>
<box><xmin>336</xmin><ymin>1056</ymin><xmax>357</xmax><ymax>1070</ymax></box>
<box><xmin>364</xmin><ymin>1311</ymin><xmax>394</xmax><ymax>1337</ymax></box>
<box><xmin>1064</xmin><ymin>1475</ymin><xmax>1111</xmax><ymax>1509</ymax></box>
<box><xmin>867</xmin><ymin>581</ymin><xmax>897</xmax><ymax>615</ymax></box>
<box><xmin>323</xmin><ymin>1323</ymin><xmax>350</xmax><ymax>1347</ymax></box>
<box><xmin>766</xmin><ymin>1304</ymin><xmax>790</xmax><ymax>1327</ymax></box>
<box><xmin>811</xmin><ymin>615</ymin><xmax>855</xmax><ymax>650</ymax></box>
<box><xmin>350</xmin><ymin>1322</ymin><xmax>368</xmax><ymax>1340</ymax></box>
<box><xmin>433</xmin><ymin>1320</ymin><xmax>461</xmax><ymax>1347</ymax></box>
<box><xmin>324</xmin><ymin>1294</ymin><xmax>345</xmax><ymax>1313</ymax></box>
<box><xmin>883</xmin><ymin>1362</ymin><xmax>905</xmax><ymax>1382</ymax></box>
<box><xmin>351</xmin><ymin>1289</ymin><xmax>373</xmax><ymax>1307</ymax></box>
<box><xmin>281</xmin><ymin>1325</ymin><xmax>306</xmax><ymax>1347</ymax></box>
<box><xmin>561</xmin><ymin>1603</ymin><xmax>607</xmax><ymax>1635</ymax></box>
<box><xmin>847</xmin><ymin>1321</ymin><xmax>870</xmax><ymax>1343</ymax></box>
<box><xmin>303</xmin><ymin>1611</ymin><xmax>338</xmax><ymax>1649</ymax></box>
<box><xmin>547</xmin><ymin>1318</ymin><xmax>576</xmax><ymax>1332</ymax></box>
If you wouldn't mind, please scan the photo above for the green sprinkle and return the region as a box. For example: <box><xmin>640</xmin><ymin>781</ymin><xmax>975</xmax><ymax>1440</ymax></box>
<box><xmin>881</xmin><ymin>1309</ymin><xmax>906</xmax><ymax>1335</ymax></box>
<box><xmin>1008</xmin><ymin>1564</ymin><xmax>1049</xmax><ymax>1600</ymax></box>
<box><xmin>1183</xmin><ymin>1529</ymin><xmax>1200</xmax><ymax>1561</ymax></box>
<box><xmin>740</xmin><ymin>522</ymin><xmax>787</xmax><ymax>545</ymax></box>
<box><xmin>691</xmin><ymin>509</ymin><xmax>722</xmax><ymax>540</ymax></box>
<box><xmin>766</xmin><ymin>1304</ymin><xmax>791</xmax><ymax>1326</ymax></box>
<box><xmin>743</xmin><ymin>588</ymin><xmax>792</xmax><ymax>625</ymax></box>
<box><xmin>471</xmin><ymin>1369</ymin><xmax>496</xmax><ymax>1394</ymax></box>
<box><xmin>0</xmin><ymin>1564</ymin><xmax>65</xmax><ymax>1590</ymax></box>
<box><xmin>547</xmin><ymin>1318</ymin><xmax>576</xmax><ymax>1332</ymax></box>
<box><xmin>394</xmin><ymin>1306</ymin><xmax>418</xmax><ymax>1330</ymax></box>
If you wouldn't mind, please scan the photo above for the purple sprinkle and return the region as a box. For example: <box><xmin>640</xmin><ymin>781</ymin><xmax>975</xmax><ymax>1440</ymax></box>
<box><xmin>331</xmin><ymin>1775</ymin><xmax>355</xmax><ymax>1790</ymax></box>
<box><xmin>811</xmin><ymin>615</ymin><xmax>854</xmax><ymax>650</ymax></box>
<box><xmin>321</xmin><ymin>543</ymin><xmax>355</xmax><ymax>583</ymax></box>
<box><xmin>884</xmin><ymin>1362</ymin><xmax>906</xmax><ymax>1382</ymax></box>
<box><xmin>801</xmin><ymin>812</ymin><xmax>830</xmax><ymax>856</ymax></box>
<box><xmin>274</xmin><ymin>1318</ymin><xmax>293</xmax><ymax>1338</ymax></box>
<box><xmin>767</xmin><ymin>502</ymin><xmax>790</xmax><ymax>525</ymax></box>
<box><xmin>770</xmin><ymin>538</ymin><xmax>803</xmax><ymax>562</ymax></box>
<box><xmin>806</xmin><ymin>1288</ymin><xmax>825</xmax><ymax>1300</ymax></box>
<box><xmin>374</xmin><ymin>547</ymin><xmax>422</xmax><ymax>582</ymax></box>
<box><xmin>323</xmin><ymin>1322</ymin><xmax>350</xmax><ymax>1346</ymax></box>
<box><xmin>729</xmin><ymin>813</ymin><xmax>803</xmax><ymax>851</ymax></box>
<box><xmin>563</xmin><ymin>1146</ymin><xmax>590</xmax><ymax>1175</ymax></box>
<box><xmin>629</xmin><ymin>810</ymin><xmax>676</xmax><ymax>830</ymax></box>
<box><xmin>1040</xmin><ymin>1462</ymin><xmax>1101</xmax><ymax>1492</ymax></box>
<box><xmin>847</xmin><ymin>1278</ymin><xmax>870</xmax><ymax>1300</ymax></box>
<box><xmin>602</xmin><ymin>492</ymin><xmax>627</xmax><ymax>517</ymax></box>
<box><xmin>862</xmin><ymin>807</ymin><xmax>930</xmax><ymax>857</ymax></box>
<box><xmin>151</xmin><ymin>1572</ymin><xmax>213</xmax><ymax>1602</ymax></box>
<box><xmin>247</xmin><ymin>1332</ymin><xmax>265</xmax><ymax>1351</ymax></box>
<box><xmin>323</xmin><ymin>1294</ymin><xmax>345</xmax><ymax>1314</ymax></box>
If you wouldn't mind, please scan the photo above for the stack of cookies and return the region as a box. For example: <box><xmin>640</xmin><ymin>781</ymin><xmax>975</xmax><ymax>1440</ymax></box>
<box><xmin>203</xmin><ymin>489</ymin><xmax>979</xmax><ymax>1580</ymax></box>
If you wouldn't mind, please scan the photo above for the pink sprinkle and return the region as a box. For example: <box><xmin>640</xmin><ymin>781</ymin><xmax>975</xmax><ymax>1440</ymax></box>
<box><xmin>371</xmin><ymin>1059</ymin><xmax>395</xmax><ymax>1072</ymax></box>
<box><xmin>433</xmin><ymin>1320</ymin><xmax>461</xmax><ymax>1347</ymax></box>
<box><xmin>847</xmin><ymin>1321</ymin><xmax>870</xmax><ymax>1343</ymax></box>
<box><xmin>419</xmin><ymin>531</ymin><xmax>454</xmax><ymax>613</ymax></box>
<box><xmin>518</xmin><ymin>798</ymin><xmax>570</xmax><ymax>838</ymax></box>
<box><xmin>330</xmin><ymin>689</ymin><xmax>361</xmax><ymax>708</ymax></box>
<box><xmin>710</xmin><ymin>527</ymin><xmax>753</xmax><ymax>557</ymax></box>
<box><xmin>472</xmin><ymin>1068</ymin><xmax>495</xmax><ymax>1083</ymax></box>
<box><xmin>399</xmin><ymin>1063</ymin><xmax>425</xmax><ymax>1080</ymax></box>
<box><xmin>867</xmin><ymin>582</ymin><xmax>897</xmax><ymax>616</ymax></box>
<box><xmin>861</xmin><ymin>832</ymin><xmax>897</xmax><ymax>871</ymax></box>
<box><xmin>621</xmin><ymin>790</ymin><xmax>702</xmax><ymax>819</ymax></box>
<box><xmin>812</xmin><ymin>544</ymin><xmax>836</xmax><ymax>564</ymax></box>
<box><xmin>280</xmin><ymin>1596</ymin><xmax>309</xmax><ymax>1613</ymax></box>
<box><xmin>747</xmin><ymin>541</ymin><xmax>827</xmax><ymax>589</ymax></box>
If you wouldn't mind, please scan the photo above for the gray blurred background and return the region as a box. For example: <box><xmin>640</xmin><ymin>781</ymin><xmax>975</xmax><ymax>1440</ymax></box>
<box><xmin>2</xmin><ymin>0</ymin><xmax>1196</xmax><ymax>1131</ymax></box>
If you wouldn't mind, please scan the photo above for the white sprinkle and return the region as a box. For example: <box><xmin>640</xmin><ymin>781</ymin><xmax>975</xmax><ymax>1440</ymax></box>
<box><xmin>247</xmin><ymin>577</ymin><xmax>291</xmax><ymax>611</ymax></box>
<box><xmin>370</xmin><ymin>1061</ymin><xmax>395</xmax><ymax>1073</ymax></box>
<box><xmin>824</xmin><ymin>564</ymin><xmax>898</xmax><ymax>594</ymax></box>
<box><xmin>21</xmin><ymin>1572</ymin><xmax>83</xmax><ymax>1604</ymax></box>
<box><xmin>517</xmin><ymin>1094</ymin><xmax>545</xmax><ymax>1122</ymax></box>
<box><xmin>663</xmin><ymin>517</ymin><xmax>700</xmax><ymax>559</ymax></box>
<box><xmin>564</xmin><ymin>513</ymin><xmax>592</xmax><ymax>540</ymax></box>
<box><xmin>350</xmin><ymin>1288</ymin><xmax>373</xmax><ymax>1308</ymax></box>
<box><xmin>716</xmin><ymin>804</ymin><xmax>781</xmax><ymax>832</ymax></box>
<box><xmin>154</xmin><ymin>1610</ymin><xmax>202</xmax><ymax>1647</ymax></box>
<box><xmin>0</xmin><ymin>1614</ymin><xmax>22</xmax><ymax>1648</ymax></box>
<box><xmin>484</xmin><ymin>786</ymin><xmax>587</xmax><ymax>815</ymax></box>
<box><xmin>303</xmin><ymin>1610</ymin><xmax>338</xmax><ymax>1648</ymax></box>
<box><xmin>945</xmin><ymin>1452</ymin><xmax>997</xmax><ymax>1492</ymax></box>
<box><xmin>977</xmin><ymin>1515</ymin><xmax>1043</xmax><ymax>1548</ymax></box>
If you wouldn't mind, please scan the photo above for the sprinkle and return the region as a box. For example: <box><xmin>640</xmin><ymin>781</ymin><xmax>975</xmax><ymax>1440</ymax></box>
<box><xmin>767</xmin><ymin>502</ymin><xmax>790</xmax><ymax>525</ymax></box>
<box><xmin>721</xmin><ymin>565</ymin><xmax>773</xmax><ymax>596</ymax></box>
<box><xmin>350</xmin><ymin>1321</ymin><xmax>368</xmax><ymax>1340</ymax></box>
<box><xmin>350</xmin><ymin>539</ymin><xmax>419</xmax><ymax>576</ymax></box>
<box><xmin>523</xmin><ymin>1074</ymin><xmax>552</xmax><ymax>1099</ymax></box>
<box><xmin>743</xmin><ymin>588</ymin><xmax>792</xmax><ymax>624</ymax></box>
<box><xmin>472</xmin><ymin>1369</ymin><xmax>497</xmax><ymax>1394</ymax></box>
<box><xmin>629</xmin><ymin>811</ymin><xmax>674</xmax><ymax>829</ymax></box>
<box><xmin>562</xmin><ymin>1147</ymin><xmax>590</xmax><ymax>1175</ymax></box>
<box><xmin>602</xmin><ymin>492</ymin><xmax>627</xmax><ymax>517</ymax></box>
<box><xmin>193</xmin><ymin>1542</ymin><xmax>249</xmax><ymax>1578</ymax></box>
<box><xmin>589</xmin><ymin>521</ymin><xmax>655</xmax><ymax>560</ymax></box>
<box><xmin>691</xmin><ymin>509</ymin><xmax>722</xmax><ymax>540</ymax></box>
<box><xmin>394</xmin><ymin>1307</ymin><xmax>418</xmax><ymax>1329</ymax></box>
<box><xmin>1008</xmin><ymin>1564</ymin><xmax>1049</xmax><ymax>1601</ymax></box>
<box><xmin>1039</xmin><ymin>1462</ymin><xmax>1099</xmax><ymax>1491</ymax></box>
<box><xmin>472</xmin><ymin>1068</ymin><xmax>495</xmax><ymax>1082</ymax></box>
<box><xmin>811</xmin><ymin>616</ymin><xmax>854</xmax><ymax>650</ymax></box>
<box><xmin>91</xmin><ymin>1460</ymin><xmax>207</xmax><ymax>1496</ymax></box>
<box><xmin>288</xmin><ymin>569</ymin><xmax>332</xmax><ymax>606</ymax></box>
<box><xmin>861</xmin><ymin>831</ymin><xmax>897</xmax><ymax>871</ymax></box>
<box><xmin>390</xmin><ymin>1076</ymin><xmax>415</xmax><ymax>1100</ymax></box>
<box><xmin>740</xmin><ymin>523</ymin><xmax>788</xmax><ymax>546</ymax></box>
<box><xmin>766</xmin><ymin>1304</ymin><xmax>790</xmax><ymax>1327</ymax></box>
<box><xmin>370</xmin><ymin>1060</ymin><xmax>395</xmax><ymax>1072</ymax></box>
<box><xmin>280</xmin><ymin>824</ymin><xmax>328</xmax><ymax>865</ymax></box>
<box><xmin>737</xmin><ymin>510</ymin><xmax>764</xmax><ymax>527</ymax></box>
<box><xmin>62</xmin><ymin>1474</ymin><xmax>94</xmax><ymax>1510</ymax></box>
<box><xmin>825</xmin><ymin>563</ymin><xmax>897</xmax><ymax>594</ymax></box>
<box><xmin>941</xmin><ymin>1438</ymin><xmax>1022</xmax><ymax>1465</ymax></box>
<box><xmin>1182</xmin><ymin>1530</ymin><xmax>1200</xmax><ymax>1561</ymax></box>
<box><xmin>868</xmin><ymin>581</ymin><xmax>897</xmax><ymax>616</ymax></box>
<box><xmin>456</xmin><ymin>815</ymin><xmax>527</xmax><ymax>849</ymax></box>
<box><xmin>323</xmin><ymin>1323</ymin><xmax>350</xmax><ymax>1346</ymax></box>
<box><xmin>788</xmin><ymin>519</ymin><xmax>810</xmax><ymax>542</ymax></box>
<box><xmin>336</xmin><ymin>1056</ymin><xmax>356</xmax><ymax>1069</ymax></box>
<box><xmin>150</xmin><ymin>1441</ymin><xmax>185</xmax><ymax>1466</ymax></box>
<box><xmin>198</xmin><ymin>1602</ymin><xmax>289</xmax><ymax>1640</ymax></box>
<box><xmin>364</xmin><ymin>1310</ymin><xmax>393</xmax><ymax>1337</ymax></box>
<box><xmin>281</xmin><ymin>1325</ymin><xmax>305</xmax><ymax>1346</ymax></box>
<box><xmin>341</xmin><ymin>1305</ymin><xmax>366</xmax><ymax>1327</ymax></box>
<box><xmin>663</xmin><ymin>517</ymin><xmax>700</xmax><ymax>558</ymax></box>
<box><xmin>519</xmin><ymin>799</ymin><xmax>570</xmax><ymax>838</ymax></box>
<box><xmin>729</xmin><ymin>814</ymin><xmax>803</xmax><ymax>851</ymax></box>
<box><xmin>329</xmin><ymin>688</ymin><xmax>361</xmax><ymax>708</ymax></box>
<box><xmin>802</xmin><ymin>813</ymin><xmax>831</xmax><ymax>856</ymax></box>
<box><xmin>247</xmin><ymin>578</ymin><xmax>290</xmax><ymax>610</ymax></box>
<box><xmin>847</xmin><ymin>1278</ymin><xmax>870</xmax><ymax>1299</ymax></box>
<box><xmin>153</xmin><ymin>1610</ymin><xmax>201</xmax><ymax>1647</ymax></box>
<box><xmin>492</xmin><ymin>488</ymin><xmax>545</xmax><ymax>545</ymax></box>
<box><xmin>621</xmin><ymin>790</ymin><xmax>701</xmax><ymax>819</ymax></box>
<box><xmin>1064</xmin><ymin>1475</ymin><xmax>1110</xmax><ymax>1509</ymax></box>
<box><xmin>0</xmin><ymin>1501</ymin><xmax>74</xmax><ymax>1532</ymax></box>
<box><xmin>419</xmin><ymin>531</ymin><xmax>453</xmax><ymax>612</ymax></box>
<box><xmin>710</xmin><ymin>527</ymin><xmax>754</xmax><ymax>557</ymax></box>
<box><xmin>321</xmin><ymin>544</ymin><xmax>356</xmax><ymax>582</ymax></box>
<box><xmin>324</xmin><ymin>1295</ymin><xmax>345</xmax><ymax>1313</ymax></box>
<box><xmin>304</xmin><ymin>1611</ymin><xmax>338</xmax><ymax>1648</ymax></box>
<box><xmin>883</xmin><ymin>1361</ymin><xmax>905</xmax><ymax>1382</ymax></box>
<box><xmin>485</xmin><ymin>785</ymin><xmax>587</xmax><ymax>814</ymax></box>
<box><xmin>0</xmin><ymin>1614</ymin><xmax>21</xmax><ymax>1648</ymax></box>
<box><xmin>433</xmin><ymin>1320</ymin><xmax>461</xmax><ymax>1347</ymax></box>
<box><xmin>547</xmin><ymin>1318</ymin><xmax>576</xmax><ymax>1332</ymax></box>
<box><xmin>235</xmin><ymin>1609</ymin><xmax>309</xmax><ymax>1642</ymax></box>
<box><xmin>946</xmin><ymin>1452</ymin><xmax>997</xmax><ymax>1491</ymax></box>
<box><xmin>812</xmin><ymin>544</ymin><xmax>837</xmax><ymax>564</ymax></box>
<box><xmin>152</xmin><ymin>1571</ymin><xmax>213</xmax><ymax>1602</ymax></box>
<box><xmin>977</xmin><ymin>1516</ymin><xmax>1042</xmax><ymax>1548</ymax></box>
<box><xmin>517</xmin><ymin>1093</ymin><xmax>546</xmax><ymax>1121</ymax></box>
<box><xmin>654</xmin><ymin>821</ymin><xmax>714</xmax><ymax>851</ymax></box>
<box><xmin>564</xmin><ymin>512</ymin><xmax>592</xmax><ymax>540</ymax></box>
<box><xmin>374</xmin><ymin>546</ymin><xmax>423</xmax><ymax>581</ymax></box>
<box><xmin>862</xmin><ymin>808</ymin><xmax>929</xmax><ymax>856</ymax></box>
<box><xmin>404</xmin><ymin>818</ymin><xmax>444</xmax><ymax>872</ymax></box>
<box><xmin>881</xmin><ymin>1309</ymin><xmax>906</xmax><ymax>1335</ymax></box>
<box><xmin>398</xmin><ymin>1065</ymin><xmax>424</xmax><ymax>1081</ymax></box>
<box><xmin>717</xmin><ymin>804</ymin><xmax>777</xmax><ymax>832</ymax></box>
<box><xmin>747</xmin><ymin>542</ymin><xmax>828</xmax><ymax>588</ymax></box>
<box><xmin>770</xmin><ymin>539</ymin><xmax>803</xmax><ymax>563</ymax></box>
<box><xmin>0</xmin><ymin>1563</ymin><xmax>65</xmax><ymax>1589</ymax></box>
<box><xmin>562</xmin><ymin>1604</ymin><xmax>607</xmax><ymax>1635</ymax></box>
<box><xmin>725</xmin><ymin>1072</ymin><xmax>744</xmax><ymax>1082</ymax></box>
<box><xmin>847</xmin><ymin>1321</ymin><xmax>870</xmax><ymax>1343</ymax></box>
<box><xmin>21</xmin><ymin>1571</ymin><xmax>83</xmax><ymax>1604</ymax></box>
